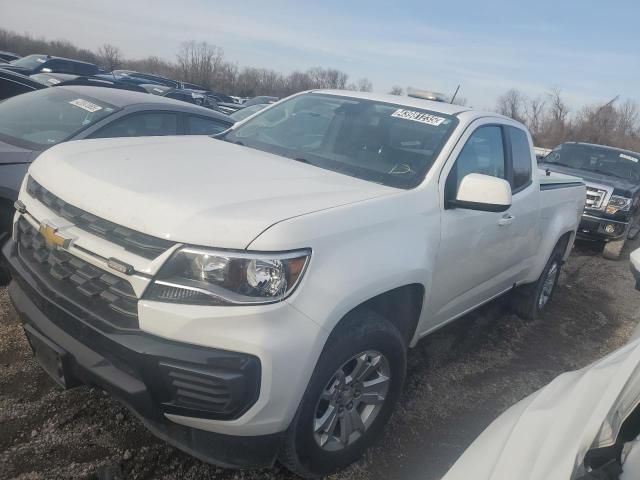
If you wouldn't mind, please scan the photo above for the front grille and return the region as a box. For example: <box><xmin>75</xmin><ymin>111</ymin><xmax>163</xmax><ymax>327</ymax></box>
<box><xmin>16</xmin><ymin>217</ymin><xmax>139</xmax><ymax>329</ymax></box>
<box><xmin>159</xmin><ymin>362</ymin><xmax>235</xmax><ymax>415</ymax></box>
<box><xmin>585</xmin><ymin>187</ymin><xmax>607</xmax><ymax>210</ymax></box>
<box><xmin>26</xmin><ymin>177</ymin><xmax>173</xmax><ymax>259</ymax></box>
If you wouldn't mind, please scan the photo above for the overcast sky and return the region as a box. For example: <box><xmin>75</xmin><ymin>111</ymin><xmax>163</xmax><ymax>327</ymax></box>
<box><xmin>1</xmin><ymin>0</ymin><xmax>638</xmax><ymax>108</ymax></box>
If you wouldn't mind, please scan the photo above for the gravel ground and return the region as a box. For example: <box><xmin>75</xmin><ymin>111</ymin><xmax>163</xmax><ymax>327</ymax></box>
<box><xmin>1</xmin><ymin>238</ymin><xmax>640</xmax><ymax>480</ymax></box>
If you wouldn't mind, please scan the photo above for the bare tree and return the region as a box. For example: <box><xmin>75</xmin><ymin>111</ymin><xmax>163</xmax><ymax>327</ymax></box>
<box><xmin>496</xmin><ymin>89</ymin><xmax>527</xmax><ymax>123</ymax></box>
<box><xmin>97</xmin><ymin>43</ymin><xmax>123</xmax><ymax>71</ymax></box>
<box><xmin>525</xmin><ymin>96</ymin><xmax>546</xmax><ymax>141</ymax></box>
<box><xmin>357</xmin><ymin>78</ymin><xmax>373</xmax><ymax>92</ymax></box>
<box><xmin>389</xmin><ymin>85</ymin><xmax>403</xmax><ymax>96</ymax></box>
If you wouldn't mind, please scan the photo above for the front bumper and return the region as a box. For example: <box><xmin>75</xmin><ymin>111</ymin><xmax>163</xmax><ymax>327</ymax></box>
<box><xmin>2</xmin><ymin>239</ymin><xmax>283</xmax><ymax>468</ymax></box>
<box><xmin>577</xmin><ymin>213</ymin><xmax>630</xmax><ymax>241</ymax></box>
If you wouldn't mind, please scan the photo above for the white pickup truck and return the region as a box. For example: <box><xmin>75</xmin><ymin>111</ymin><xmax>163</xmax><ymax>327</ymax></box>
<box><xmin>3</xmin><ymin>90</ymin><xmax>585</xmax><ymax>477</ymax></box>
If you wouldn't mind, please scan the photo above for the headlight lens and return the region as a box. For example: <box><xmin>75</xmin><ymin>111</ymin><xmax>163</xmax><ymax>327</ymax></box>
<box><xmin>606</xmin><ymin>195</ymin><xmax>632</xmax><ymax>214</ymax></box>
<box><xmin>145</xmin><ymin>247</ymin><xmax>311</xmax><ymax>305</ymax></box>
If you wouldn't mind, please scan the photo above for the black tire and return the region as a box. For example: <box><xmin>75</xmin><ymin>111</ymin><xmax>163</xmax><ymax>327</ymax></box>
<box><xmin>602</xmin><ymin>237</ymin><xmax>625</xmax><ymax>260</ymax></box>
<box><xmin>0</xmin><ymin>260</ymin><xmax>9</xmax><ymax>286</ymax></box>
<box><xmin>279</xmin><ymin>309</ymin><xmax>407</xmax><ymax>478</ymax></box>
<box><xmin>511</xmin><ymin>244</ymin><xmax>564</xmax><ymax>321</ymax></box>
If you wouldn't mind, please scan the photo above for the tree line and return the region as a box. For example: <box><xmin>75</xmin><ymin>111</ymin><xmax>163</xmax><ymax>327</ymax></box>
<box><xmin>0</xmin><ymin>29</ymin><xmax>373</xmax><ymax>98</ymax></box>
<box><xmin>495</xmin><ymin>88</ymin><xmax>640</xmax><ymax>152</ymax></box>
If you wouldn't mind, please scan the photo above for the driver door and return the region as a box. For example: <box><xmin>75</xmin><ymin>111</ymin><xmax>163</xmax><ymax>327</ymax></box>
<box><xmin>426</xmin><ymin>121</ymin><xmax>518</xmax><ymax>328</ymax></box>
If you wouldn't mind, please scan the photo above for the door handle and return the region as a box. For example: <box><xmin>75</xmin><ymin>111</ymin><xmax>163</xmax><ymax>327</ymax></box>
<box><xmin>498</xmin><ymin>213</ymin><xmax>515</xmax><ymax>226</ymax></box>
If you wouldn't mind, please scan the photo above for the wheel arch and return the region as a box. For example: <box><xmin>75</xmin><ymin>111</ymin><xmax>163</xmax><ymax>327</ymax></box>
<box><xmin>324</xmin><ymin>283</ymin><xmax>425</xmax><ymax>348</ymax></box>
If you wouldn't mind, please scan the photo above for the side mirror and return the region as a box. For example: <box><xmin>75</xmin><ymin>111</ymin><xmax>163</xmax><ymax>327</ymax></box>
<box><xmin>449</xmin><ymin>173</ymin><xmax>512</xmax><ymax>212</ymax></box>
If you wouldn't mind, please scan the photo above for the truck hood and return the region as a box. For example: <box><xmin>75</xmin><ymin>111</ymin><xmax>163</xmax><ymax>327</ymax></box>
<box><xmin>442</xmin><ymin>339</ymin><xmax>640</xmax><ymax>480</ymax></box>
<box><xmin>540</xmin><ymin>162</ymin><xmax>639</xmax><ymax>197</ymax></box>
<box><xmin>0</xmin><ymin>139</ymin><xmax>39</xmax><ymax>165</ymax></box>
<box><xmin>29</xmin><ymin>136</ymin><xmax>397</xmax><ymax>248</ymax></box>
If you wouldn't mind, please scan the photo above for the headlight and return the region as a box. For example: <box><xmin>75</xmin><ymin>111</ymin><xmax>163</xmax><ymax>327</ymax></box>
<box><xmin>606</xmin><ymin>195</ymin><xmax>632</xmax><ymax>214</ymax></box>
<box><xmin>144</xmin><ymin>247</ymin><xmax>311</xmax><ymax>305</ymax></box>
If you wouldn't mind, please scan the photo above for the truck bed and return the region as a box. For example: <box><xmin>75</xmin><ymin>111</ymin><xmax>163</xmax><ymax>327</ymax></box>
<box><xmin>538</xmin><ymin>168</ymin><xmax>584</xmax><ymax>189</ymax></box>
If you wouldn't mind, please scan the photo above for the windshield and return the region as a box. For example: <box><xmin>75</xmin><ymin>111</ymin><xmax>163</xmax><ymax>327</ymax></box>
<box><xmin>10</xmin><ymin>54</ymin><xmax>47</xmax><ymax>69</ymax></box>
<box><xmin>0</xmin><ymin>88</ymin><xmax>118</xmax><ymax>149</ymax></box>
<box><xmin>222</xmin><ymin>93</ymin><xmax>458</xmax><ymax>188</ymax></box>
<box><xmin>543</xmin><ymin>143</ymin><xmax>640</xmax><ymax>181</ymax></box>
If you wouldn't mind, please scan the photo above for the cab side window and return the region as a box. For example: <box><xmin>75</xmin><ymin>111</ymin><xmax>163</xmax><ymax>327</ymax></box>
<box><xmin>446</xmin><ymin>125</ymin><xmax>506</xmax><ymax>200</ymax></box>
<box><xmin>507</xmin><ymin>126</ymin><xmax>533</xmax><ymax>192</ymax></box>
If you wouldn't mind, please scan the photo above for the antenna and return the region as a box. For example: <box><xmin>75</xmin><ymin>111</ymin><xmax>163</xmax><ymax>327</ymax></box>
<box><xmin>450</xmin><ymin>84</ymin><xmax>461</xmax><ymax>104</ymax></box>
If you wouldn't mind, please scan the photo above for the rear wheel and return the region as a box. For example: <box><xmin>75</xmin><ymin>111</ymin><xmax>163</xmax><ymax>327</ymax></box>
<box><xmin>279</xmin><ymin>310</ymin><xmax>406</xmax><ymax>478</ymax></box>
<box><xmin>512</xmin><ymin>245</ymin><xmax>564</xmax><ymax>320</ymax></box>
<box><xmin>603</xmin><ymin>237</ymin><xmax>626</xmax><ymax>260</ymax></box>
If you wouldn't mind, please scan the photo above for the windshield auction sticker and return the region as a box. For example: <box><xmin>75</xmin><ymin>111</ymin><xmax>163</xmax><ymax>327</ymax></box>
<box><xmin>391</xmin><ymin>109</ymin><xmax>446</xmax><ymax>126</ymax></box>
<box><xmin>69</xmin><ymin>99</ymin><xmax>103</xmax><ymax>113</ymax></box>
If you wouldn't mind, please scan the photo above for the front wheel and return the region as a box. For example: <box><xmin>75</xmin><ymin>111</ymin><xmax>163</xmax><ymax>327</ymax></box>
<box><xmin>279</xmin><ymin>310</ymin><xmax>406</xmax><ymax>478</ymax></box>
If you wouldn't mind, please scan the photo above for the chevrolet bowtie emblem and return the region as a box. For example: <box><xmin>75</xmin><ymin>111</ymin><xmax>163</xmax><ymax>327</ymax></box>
<box><xmin>39</xmin><ymin>221</ymin><xmax>72</xmax><ymax>249</ymax></box>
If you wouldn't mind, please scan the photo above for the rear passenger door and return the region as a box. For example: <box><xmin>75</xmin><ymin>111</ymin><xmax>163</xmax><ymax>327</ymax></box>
<box><xmin>87</xmin><ymin>112</ymin><xmax>179</xmax><ymax>138</ymax></box>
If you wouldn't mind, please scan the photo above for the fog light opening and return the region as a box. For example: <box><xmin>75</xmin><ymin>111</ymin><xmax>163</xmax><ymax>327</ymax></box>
<box><xmin>604</xmin><ymin>224</ymin><xmax>616</xmax><ymax>234</ymax></box>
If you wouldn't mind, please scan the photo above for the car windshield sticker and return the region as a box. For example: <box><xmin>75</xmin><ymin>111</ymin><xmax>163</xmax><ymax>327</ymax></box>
<box><xmin>36</xmin><ymin>58</ymin><xmax>46</xmax><ymax>63</ymax></box>
<box><xmin>69</xmin><ymin>98</ymin><xmax>103</xmax><ymax>113</ymax></box>
<box><xmin>620</xmin><ymin>153</ymin><xmax>638</xmax><ymax>163</ymax></box>
<box><xmin>391</xmin><ymin>109</ymin><xmax>446</xmax><ymax>126</ymax></box>
<box><xmin>47</xmin><ymin>78</ymin><xmax>61</xmax><ymax>85</ymax></box>
<box><xmin>153</xmin><ymin>87</ymin><xmax>163</xmax><ymax>93</ymax></box>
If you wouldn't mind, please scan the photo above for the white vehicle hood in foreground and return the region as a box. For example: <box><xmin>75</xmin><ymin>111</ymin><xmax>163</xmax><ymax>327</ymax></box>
<box><xmin>443</xmin><ymin>339</ymin><xmax>640</xmax><ymax>480</ymax></box>
<box><xmin>29</xmin><ymin>136</ymin><xmax>397</xmax><ymax>248</ymax></box>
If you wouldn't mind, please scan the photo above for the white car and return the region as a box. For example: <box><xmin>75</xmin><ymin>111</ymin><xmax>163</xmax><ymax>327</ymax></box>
<box><xmin>632</xmin><ymin>247</ymin><xmax>640</xmax><ymax>290</ymax></box>
<box><xmin>3</xmin><ymin>90</ymin><xmax>585</xmax><ymax>477</ymax></box>
<box><xmin>442</xmin><ymin>338</ymin><xmax>640</xmax><ymax>480</ymax></box>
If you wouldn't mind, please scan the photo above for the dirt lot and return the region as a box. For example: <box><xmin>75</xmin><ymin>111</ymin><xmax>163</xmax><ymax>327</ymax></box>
<box><xmin>2</xmin><ymin>238</ymin><xmax>640</xmax><ymax>480</ymax></box>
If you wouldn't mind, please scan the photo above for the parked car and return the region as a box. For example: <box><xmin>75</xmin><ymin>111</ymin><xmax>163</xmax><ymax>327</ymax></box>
<box><xmin>111</xmin><ymin>70</ymin><xmax>180</xmax><ymax>88</ymax></box>
<box><xmin>244</xmin><ymin>95</ymin><xmax>279</xmax><ymax>107</ymax></box>
<box><xmin>2</xmin><ymin>90</ymin><xmax>584</xmax><ymax>477</ymax></box>
<box><xmin>2</xmin><ymin>54</ymin><xmax>99</xmax><ymax>76</ymax></box>
<box><xmin>216</xmin><ymin>101</ymin><xmax>244</xmax><ymax>114</ymax></box>
<box><xmin>162</xmin><ymin>88</ymin><xmax>219</xmax><ymax>110</ymax></box>
<box><xmin>0</xmin><ymin>85</ymin><xmax>234</xmax><ymax>280</ymax></box>
<box><xmin>229</xmin><ymin>103</ymin><xmax>269</xmax><ymax>122</ymax></box>
<box><xmin>534</xmin><ymin>146</ymin><xmax>551</xmax><ymax>161</ymax></box>
<box><xmin>0</xmin><ymin>69</ymin><xmax>46</xmax><ymax>101</ymax></box>
<box><xmin>0</xmin><ymin>51</ymin><xmax>21</xmax><ymax>62</ymax></box>
<box><xmin>540</xmin><ymin>142</ymin><xmax>640</xmax><ymax>259</ymax></box>
<box><xmin>442</xmin><ymin>337</ymin><xmax>640</xmax><ymax>480</ymax></box>
<box><xmin>632</xmin><ymin>247</ymin><xmax>640</xmax><ymax>290</ymax></box>
<box><xmin>180</xmin><ymin>80</ymin><xmax>208</xmax><ymax>90</ymax></box>
<box><xmin>140</xmin><ymin>84</ymin><xmax>172</xmax><ymax>95</ymax></box>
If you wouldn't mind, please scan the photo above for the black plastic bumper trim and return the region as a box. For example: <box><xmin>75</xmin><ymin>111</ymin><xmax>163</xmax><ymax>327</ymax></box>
<box><xmin>2</xmin><ymin>240</ymin><xmax>279</xmax><ymax>468</ymax></box>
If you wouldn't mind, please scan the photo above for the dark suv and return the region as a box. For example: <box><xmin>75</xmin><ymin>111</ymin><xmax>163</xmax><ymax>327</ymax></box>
<box><xmin>540</xmin><ymin>142</ymin><xmax>640</xmax><ymax>259</ymax></box>
<box><xmin>1</xmin><ymin>54</ymin><xmax>99</xmax><ymax>76</ymax></box>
